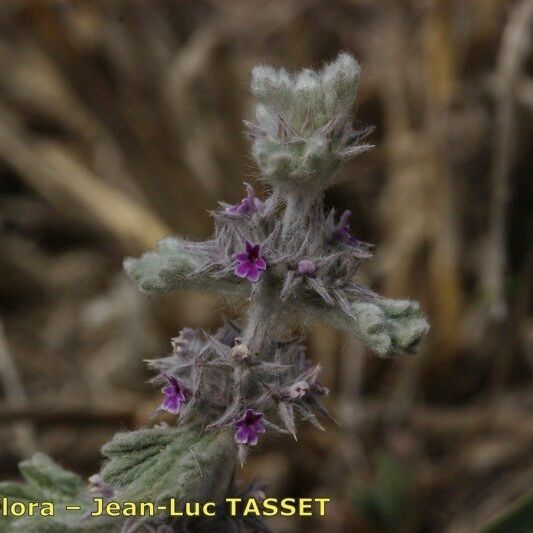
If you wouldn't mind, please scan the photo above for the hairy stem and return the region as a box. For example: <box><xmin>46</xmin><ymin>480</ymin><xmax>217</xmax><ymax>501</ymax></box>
<box><xmin>280</xmin><ymin>191</ymin><xmax>322</xmax><ymax>244</ymax></box>
<box><xmin>241</xmin><ymin>289</ymin><xmax>280</xmax><ymax>354</ymax></box>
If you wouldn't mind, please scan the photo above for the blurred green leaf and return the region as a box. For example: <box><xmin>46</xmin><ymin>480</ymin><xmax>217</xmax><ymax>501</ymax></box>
<box><xmin>0</xmin><ymin>453</ymin><xmax>110</xmax><ymax>532</ymax></box>
<box><xmin>351</xmin><ymin>454</ymin><xmax>411</xmax><ymax>533</ymax></box>
<box><xmin>481</xmin><ymin>492</ymin><xmax>533</xmax><ymax>533</ymax></box>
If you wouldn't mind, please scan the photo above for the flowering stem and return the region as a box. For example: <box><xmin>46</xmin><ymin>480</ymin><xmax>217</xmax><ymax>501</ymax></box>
<box><xmin>242</xmin><ymin>193</ymin><xmax>322</xmax><ymax>358</ymax></box>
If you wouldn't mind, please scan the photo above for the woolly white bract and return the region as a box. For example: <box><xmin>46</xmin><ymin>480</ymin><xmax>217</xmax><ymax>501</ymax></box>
<box><xmin>248</xmin><ymin>53</ymin><xmax>370</xmax><ymax>192</ymax></box>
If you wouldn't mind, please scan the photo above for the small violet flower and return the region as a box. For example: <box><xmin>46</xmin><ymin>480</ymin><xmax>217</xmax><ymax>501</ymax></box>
<box><xmin>225</xmin><ymin>183</ymin><xmax>264</xmax><ymax>216</ymax></box>
<box><xmin>234</xmin><ymin>409</ymin><xmax>265</xmax><ymax>446</ymax></box>
<box><xmin>160</xmin><ymin>375</ymin><xmax>187</xmax><ymax>414</ymax></box>
<box><xmin>331</xmin><ymin>210</ymin><xmax>359</xmax><ymax>246</ymax></box>
<box><xmin>234</xmin><ymin>242</ymin><xmax>267</xmax><ymax>283</ymax></box>
<box><xmin>297</xmin><ymin>259</ymin><xmax>317</xmax><ymax>277</ymax></box>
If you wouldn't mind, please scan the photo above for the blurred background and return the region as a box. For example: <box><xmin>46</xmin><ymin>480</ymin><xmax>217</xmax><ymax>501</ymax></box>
<box><xmin>0</xmin><ymin>0</ymin><xmax>532</xmax><ymax>531</ymax></box>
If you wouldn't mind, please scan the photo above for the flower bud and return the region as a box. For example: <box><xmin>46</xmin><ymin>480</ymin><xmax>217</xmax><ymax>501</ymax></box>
<box><xmin>298</xmin><ymin>259</ymin><xmax>317</xmax><ymax>277</ymax></box>
<box><xmin>229</xmin><ymin>343</ymin><xmax>250</xmax><ymax>361</ymax></box>
<box><xmin>288</xmin><ymin>380</ymin><xmax>310</xmax><ymax>399</ymax></box>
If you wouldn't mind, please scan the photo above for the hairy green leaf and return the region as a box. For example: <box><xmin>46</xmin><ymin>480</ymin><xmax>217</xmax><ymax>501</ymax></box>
<box><xmin>101</xmin><ymin>426</ymin><xmax>236</xmax><ymax>506</ymax></box>
<box><xmin>0</xmin><ymin>454</ymin><xmax>113</xmax><ymax>532</ymax></box>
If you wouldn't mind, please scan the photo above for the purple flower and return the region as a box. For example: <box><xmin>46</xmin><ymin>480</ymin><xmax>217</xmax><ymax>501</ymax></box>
<box><xmin>160</xmin><ymin>375</ymin><xmax>187</xmax><ymax>414</ymax></box>
<box><xmin>234</xmin><ymin>242</ymin><xmax>267</xmax><ymax>283</ymax></box>
<box><xmin>226</xmin><ymin>183</ymin><xmax>264</xmax><ymax>216</ymax></box>
<box><xmin>331</xmin><ymin>210</ymin><xmax>359</xmax><ymax>246</ymax></box>
<box><xmin>297</xmin><ymin>259</ymin><xmax>317</xmax><ymax>277</ymax></box>
<box><xmin>234</xmin><ymin>409</ymin><xmax>265</xmax><ymax>446</ymax></box>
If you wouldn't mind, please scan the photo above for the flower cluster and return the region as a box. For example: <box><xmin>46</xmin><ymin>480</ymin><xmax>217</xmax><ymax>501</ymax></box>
<box><xmin>147</xmin><ymin>321</ymin><xmax>330</xmax><ymax>463</ymax></box>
